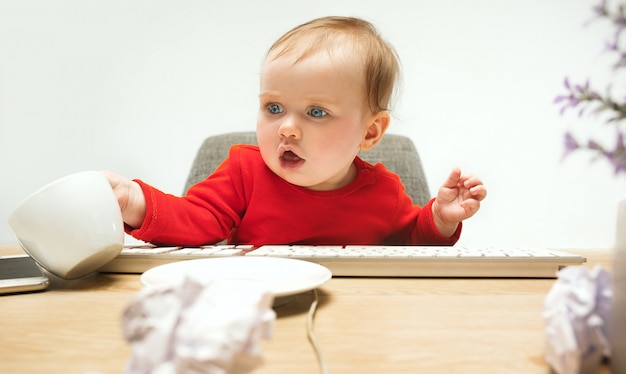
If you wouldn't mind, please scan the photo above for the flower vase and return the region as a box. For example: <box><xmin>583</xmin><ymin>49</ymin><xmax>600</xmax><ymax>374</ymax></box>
<box><xmin>612</xmin><ymin>199</ymin><xmax>626</xmax><ymax>373</ymax></box>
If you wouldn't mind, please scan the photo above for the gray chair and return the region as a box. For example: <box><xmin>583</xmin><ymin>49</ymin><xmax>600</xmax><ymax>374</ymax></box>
<box><xmin>183</xmin><ymin>132</ymin><xmax>431</xmax><ymax>205</ymax></box>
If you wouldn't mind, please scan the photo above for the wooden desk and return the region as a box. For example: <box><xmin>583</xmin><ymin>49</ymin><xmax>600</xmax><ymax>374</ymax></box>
<box><xmin>0</xmin><ymin>246</ymin><xmax>612</xmax><ymax>373</ymax></box>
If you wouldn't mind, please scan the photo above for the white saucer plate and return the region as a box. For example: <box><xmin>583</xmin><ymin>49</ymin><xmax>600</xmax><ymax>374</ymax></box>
<box><xmin>140</xmin><ymin>256</ymin><xmax>332</xmax><ymax>297</ymax></box>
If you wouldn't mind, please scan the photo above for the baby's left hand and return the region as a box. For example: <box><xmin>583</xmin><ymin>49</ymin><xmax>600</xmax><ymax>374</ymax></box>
<box><xmin>432</xmin><ymin>167</ymin><xmax>487</xmax><ymax>237</ymax></box>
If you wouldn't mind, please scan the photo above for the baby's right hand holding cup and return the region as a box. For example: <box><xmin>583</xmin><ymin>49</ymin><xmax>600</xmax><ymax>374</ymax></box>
<box><xmin>100</xmin><ymin>170</ymin><xmax>146</xmax><ymax>229</ymax></box>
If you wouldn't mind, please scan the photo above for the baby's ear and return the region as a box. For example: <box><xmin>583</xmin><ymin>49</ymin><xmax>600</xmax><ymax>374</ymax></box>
<box><xmin>360</xmin><ymin>111</ymin><xmax>390</xmax><ymax>151</ymax></box>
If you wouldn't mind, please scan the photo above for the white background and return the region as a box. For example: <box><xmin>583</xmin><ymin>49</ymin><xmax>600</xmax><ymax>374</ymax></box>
<box><xmin>1</xmin><ymin>0</ymin><xmax>625</xmax><ymax>248</ymax></box>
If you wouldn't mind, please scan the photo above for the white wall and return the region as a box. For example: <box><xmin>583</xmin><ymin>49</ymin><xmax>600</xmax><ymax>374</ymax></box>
<box><xmin>1</xmin><ymin>0</ymin><xmax>625</xmax><ymax>249</ymax></box>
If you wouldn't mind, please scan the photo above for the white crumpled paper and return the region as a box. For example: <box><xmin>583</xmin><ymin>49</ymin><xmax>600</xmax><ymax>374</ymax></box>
<box><xmin>543</xmin><ymin>265</ymin><xmax>613</xmax><ymax>374</ymax></box>
<box><xmin>122</xmin><ymin>276</ymin><xmax>276</xmax><ymax>374</ymax></box>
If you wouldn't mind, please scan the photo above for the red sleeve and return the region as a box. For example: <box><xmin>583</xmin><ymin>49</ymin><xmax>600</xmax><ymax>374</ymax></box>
<box><xmin>360</xmin><ymin>160</ymin><xmax>462</xmax><ymax>246</ymax></box>
<box><xmin>125</xmin><ymin>147</ymin><xmax>248</xmax><ymax>246</ymax></box>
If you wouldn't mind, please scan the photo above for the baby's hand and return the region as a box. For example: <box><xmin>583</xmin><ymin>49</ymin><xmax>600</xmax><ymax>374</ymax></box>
<box><xmin>432</xmin><ymin>167</ymin><xmax>487</xmax><ymax>237</ymax></box>
<box><xmin>101</xmin><ymin>170</ymin><xmax>146</xmax><ymax>229</ymax></box>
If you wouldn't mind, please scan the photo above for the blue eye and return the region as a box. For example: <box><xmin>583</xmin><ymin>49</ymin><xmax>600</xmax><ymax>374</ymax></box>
<box><xmin>267</xmin><ymin>104</ymin><xmax>284</xmax><ymax>114</ymax></box>
<box><xmin>309</xmin><ymin>107</ymin><xmax>327</xmax><ymax>118</ymax></box>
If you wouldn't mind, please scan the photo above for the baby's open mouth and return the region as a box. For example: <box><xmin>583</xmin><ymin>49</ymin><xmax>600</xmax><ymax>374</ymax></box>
<box><xmin>279</xmin><ymin>149</ymin><xmax>305</xmax><ymax>169</ymax></box>
<box><xmin>281</xmin><ymin>150</ymin><xmax>302</xmax><ymax>161</ymax></box>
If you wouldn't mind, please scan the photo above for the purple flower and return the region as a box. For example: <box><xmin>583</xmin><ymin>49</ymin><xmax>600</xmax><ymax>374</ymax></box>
<box><xmin>591</xmin><ymin>0</ymin><xmax>608</xmax><ymax>17</ymax></box>
<box><xmin>563</xmin><ymin>133</ymin><xmax>580</xmax><ymax>159</ymax></box>
<box><xmin>608</xmin><ymin>132</ymin><xmax>626</xmax><ymax>174</ymax></box>
<box><xmin>555</xmin><ymin>0</ymin><xmax>626</xmax><ymax>177</ymax></box>
<box><xmin>588</xmin><ymin>139</ymin><xmax>602</xmax><ymax>150</ymax></box>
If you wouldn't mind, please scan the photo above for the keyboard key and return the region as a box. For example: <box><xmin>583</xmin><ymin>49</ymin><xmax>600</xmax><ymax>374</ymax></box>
<box><xmin>168</xmin><ymin>247</ymin><xmax>203</xmax><ymax>256</ymax></box>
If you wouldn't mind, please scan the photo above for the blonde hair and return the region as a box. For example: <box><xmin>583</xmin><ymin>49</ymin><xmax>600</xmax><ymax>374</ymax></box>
<box><xmin>267</xmin><ymin>16</ymin><xmax>400</xmax><ymax>114</ymax></box>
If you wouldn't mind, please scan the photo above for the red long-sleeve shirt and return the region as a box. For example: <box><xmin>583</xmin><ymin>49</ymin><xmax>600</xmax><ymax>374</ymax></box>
<box><xmin>127</xmin><ymin>145</ymin><xmax>461</xmax><ymax>246</ymax></box>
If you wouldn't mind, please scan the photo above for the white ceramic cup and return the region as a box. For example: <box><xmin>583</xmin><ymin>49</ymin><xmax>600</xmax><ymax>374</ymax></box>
<box><xmin>8</xmin><ymin>171</ymin><xmax>124</xmax><ymax>280</ymax></box>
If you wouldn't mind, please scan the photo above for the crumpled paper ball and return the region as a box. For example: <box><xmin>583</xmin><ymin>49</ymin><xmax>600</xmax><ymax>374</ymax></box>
<box><xmin>122</xmin><ymin>276</ymin><xmax>276</xmax><ymax>374</ymax></box>
<box><xmin>543</xmin><ymin>265</ymin><xmax>612</xmax><ymax>374</ymax></box>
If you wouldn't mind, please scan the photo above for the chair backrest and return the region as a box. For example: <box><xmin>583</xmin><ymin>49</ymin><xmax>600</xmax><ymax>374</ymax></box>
<box><xmin>183</xmin><ymin>131</ymin><xmax>431</xmax><ymax>205</ymax></box>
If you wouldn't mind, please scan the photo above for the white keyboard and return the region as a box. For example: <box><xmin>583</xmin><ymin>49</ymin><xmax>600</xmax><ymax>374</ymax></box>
<box><xmin>98</xmin><ymin>244</ymin><xmax>587</xmax><ymax>278</ymax></box>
